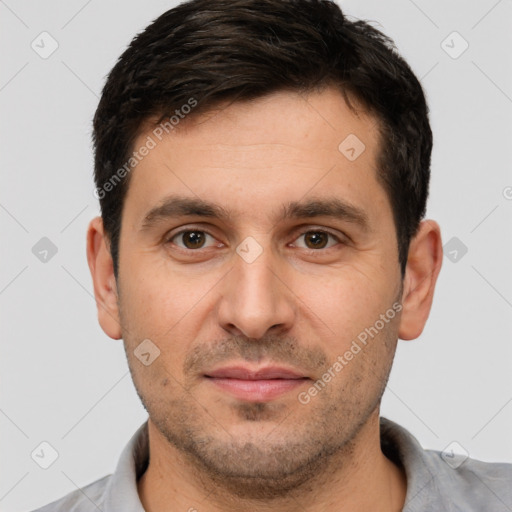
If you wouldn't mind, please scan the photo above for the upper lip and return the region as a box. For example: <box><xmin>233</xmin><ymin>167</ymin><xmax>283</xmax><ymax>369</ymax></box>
<box><xmin>205</xmin><ymin>365</ymin><xmax>307</xmax><ymax>380</ymax></box>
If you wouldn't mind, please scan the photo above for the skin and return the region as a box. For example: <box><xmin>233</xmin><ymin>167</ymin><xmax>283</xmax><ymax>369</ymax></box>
<box><xmin>87</xmin><ymin>86</ymin><xmax>443</xmax><ymax>512</ymax></box>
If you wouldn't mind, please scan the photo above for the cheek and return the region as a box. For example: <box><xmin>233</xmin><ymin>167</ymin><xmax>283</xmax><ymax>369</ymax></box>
<box><xmin>118</xmin><ymin>262</ymin><xmax>222</xmax><ymax>381</ymax></box>
<box><xmin>120</xmin><ymin>256</ymin><xmax>213</xmax><ymax>334</ymax></box>
<box><xmin>296</xmin><ymin>266</ymin><xmax>387</xmax><ymax>342</ymax></box>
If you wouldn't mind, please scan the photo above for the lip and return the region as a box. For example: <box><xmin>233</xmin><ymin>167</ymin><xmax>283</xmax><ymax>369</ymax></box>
<box><xmin>204</xmin><ymin>365</ymin><xmax>310</xmax><ymax>401</ymax></box>
<box><xmin>206</xmin><ymin>366</ymin><xmax>306</xmax><ymax>380</ymax></box>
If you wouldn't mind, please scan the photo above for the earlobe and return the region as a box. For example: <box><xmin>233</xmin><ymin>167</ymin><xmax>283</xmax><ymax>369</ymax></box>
<box><xmin>398</xmin><ymin>220</ymin><xmax>443</xmax><ymax>341</ymax></box>
<box><xmin>86</xmin><ymin>216</ymin><xmax>122</xmax><ymax>340</ymax></box>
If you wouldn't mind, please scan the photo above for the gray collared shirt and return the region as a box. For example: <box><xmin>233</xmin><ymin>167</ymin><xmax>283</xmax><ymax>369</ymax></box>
<box><xmin>31</xmin><ymin>417</ymin><xmax>512</xmax><ymax>511</ymax></box>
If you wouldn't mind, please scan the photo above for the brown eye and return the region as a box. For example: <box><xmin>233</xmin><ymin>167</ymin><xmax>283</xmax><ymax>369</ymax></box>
<box><xmin>292</xmin><ymin>230</ymin><xmax>340</xmax><ymax>250</ymax></box>
<box><xmin>169</xmin><ymin>230</ymin><xmax>216</xmax><ymax>250</ymax></box>
<box><xmin>304</xmin><ymin>232</ymin><xmax>329</xmax><ymax>249</ymax></box>
<box><xmin>182</xmin><ymin>231</ymin><xmax>205</xmax><ymax>249</ymax></box>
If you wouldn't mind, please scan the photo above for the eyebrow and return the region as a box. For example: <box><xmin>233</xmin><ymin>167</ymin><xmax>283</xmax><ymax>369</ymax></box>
<box><xmin>140</xmin><ymin>194</ymin><xmax>370</xmax><ymax>232</ymax></box>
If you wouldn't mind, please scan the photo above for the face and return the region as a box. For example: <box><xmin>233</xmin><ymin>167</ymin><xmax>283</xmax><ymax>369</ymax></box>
<box><xmin>112</xmin><ymin>87</ymin><xmax>405</xmax><ymax>494</ymax></box>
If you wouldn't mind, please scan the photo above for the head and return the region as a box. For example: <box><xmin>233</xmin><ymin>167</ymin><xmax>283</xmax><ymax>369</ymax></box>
<box><xmin>87</xmin><ymin>0</ymin><xmax>442</xmax><ymax>499</ymax></box>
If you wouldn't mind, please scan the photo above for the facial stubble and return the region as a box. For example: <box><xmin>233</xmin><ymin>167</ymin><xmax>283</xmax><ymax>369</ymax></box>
<box><xmin>121</xmin><ymin>312</ymin><xmax>400</xmax><ymax>500</ymax></box>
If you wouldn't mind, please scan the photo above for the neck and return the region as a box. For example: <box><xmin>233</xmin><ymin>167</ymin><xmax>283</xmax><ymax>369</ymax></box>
<box><xmin>137</xmin><ymin>410</ymin><xmax>407</xmax><ymax>512</ymax></box>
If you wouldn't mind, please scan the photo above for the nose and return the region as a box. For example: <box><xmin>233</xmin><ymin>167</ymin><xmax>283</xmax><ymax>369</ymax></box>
<box><xmin>216</xmin><ymin>243</ymin><xmax>296</xmax><ymax>340</ymax></box>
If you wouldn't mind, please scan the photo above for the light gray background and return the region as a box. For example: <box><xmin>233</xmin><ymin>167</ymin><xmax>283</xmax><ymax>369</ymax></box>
<box><xmin>1</xmin><ymin>1</ymin><xmax>511</xmax><ymax>510</ymax></box>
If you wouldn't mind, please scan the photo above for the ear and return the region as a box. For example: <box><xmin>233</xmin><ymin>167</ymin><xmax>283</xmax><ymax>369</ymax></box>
<box><xmin>86</xmin><ymin>216</ymin><xmax>122</xmax><ymax>340</ymax></box>
<box><xmin>398</xmin><ymin>220</ymin><xmax>443</xmax><ymax>340</ymax></box>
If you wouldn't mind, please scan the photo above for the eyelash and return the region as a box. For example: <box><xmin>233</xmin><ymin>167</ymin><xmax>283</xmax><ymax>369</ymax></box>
<box><xmin>165</xmin><ymin>227</ymin><xmax>345</xmax><ymax>253</ymax></box>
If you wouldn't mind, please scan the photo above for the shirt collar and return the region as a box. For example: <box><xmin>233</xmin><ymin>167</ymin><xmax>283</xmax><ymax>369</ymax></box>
<box><xmin>102</xmin><ymin>421</ymin><xmax>149</xmax><ymax>512</ymax></box>
<box><xmin>380</xmin><ymin>417</ymin><xmax>439</xmax><ymax>511</ymax></box>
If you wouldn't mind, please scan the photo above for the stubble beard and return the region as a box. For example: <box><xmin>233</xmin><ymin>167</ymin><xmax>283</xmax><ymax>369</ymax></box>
<box><xmin>120</xmin><ymin>290</ymin><xmax>400</xmax><ymax>501</ymax></box>
<box><xmin>131</xmin><ymin>345</ymin><xmax>395</xmax><ymax>501</ymax></box>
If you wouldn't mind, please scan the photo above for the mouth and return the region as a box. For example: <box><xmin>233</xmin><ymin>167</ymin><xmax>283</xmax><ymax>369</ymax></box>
<box><xmin>204</xmin><ymin>365</ymin><xmax>311</xmax><ymax>402</ymax></box>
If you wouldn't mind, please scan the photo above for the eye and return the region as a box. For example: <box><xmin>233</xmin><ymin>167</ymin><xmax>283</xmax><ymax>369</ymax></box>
<box><xmin>167</xmin><ymin>229</ymin><xmax>219</xmax><ymax>250</ymax></box>
<box><xmin>291</xmin><ymin>230</ymin><xmax>342</xmax><ymax>250</ymax></box>
<box><xmin>165</xmin><ymin>228</ymin><xmax>344</xmax><ymax>253</ymax></box>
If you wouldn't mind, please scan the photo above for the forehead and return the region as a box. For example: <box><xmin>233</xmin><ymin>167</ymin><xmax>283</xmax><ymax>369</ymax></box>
<box><xmin>151</xmin><ymin>87</ymin><xmax>378</xmax><ymax>154</ymax></box>
<box><xmin>122</xmin><ymin>87</ymin><xmax>390</xmax><ymax>229</ymax></box>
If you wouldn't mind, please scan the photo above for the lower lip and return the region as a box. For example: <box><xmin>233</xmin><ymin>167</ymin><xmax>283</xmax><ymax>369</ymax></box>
<box><xmin>207</xmin><ymin>377</ymin><xmax>309</xmax><ymax>401</ymax></box>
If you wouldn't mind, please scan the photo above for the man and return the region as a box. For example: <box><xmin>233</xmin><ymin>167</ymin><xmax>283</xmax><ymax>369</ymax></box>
<box><xmin>33</xmin><ymin>0</ymin><xmax>511</xmax><ymax>511</ymax></box>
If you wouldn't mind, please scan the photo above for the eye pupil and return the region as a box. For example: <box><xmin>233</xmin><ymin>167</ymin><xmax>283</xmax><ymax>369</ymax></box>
<box><xmin>305</xmin><ymin>232</ymin><xmax>328</xmax><ymax>249</ymax></box>
<box><xmin>183</xmin><ymin>231</ymin><xmax>205</xmax><ymax>249</ymax></box>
